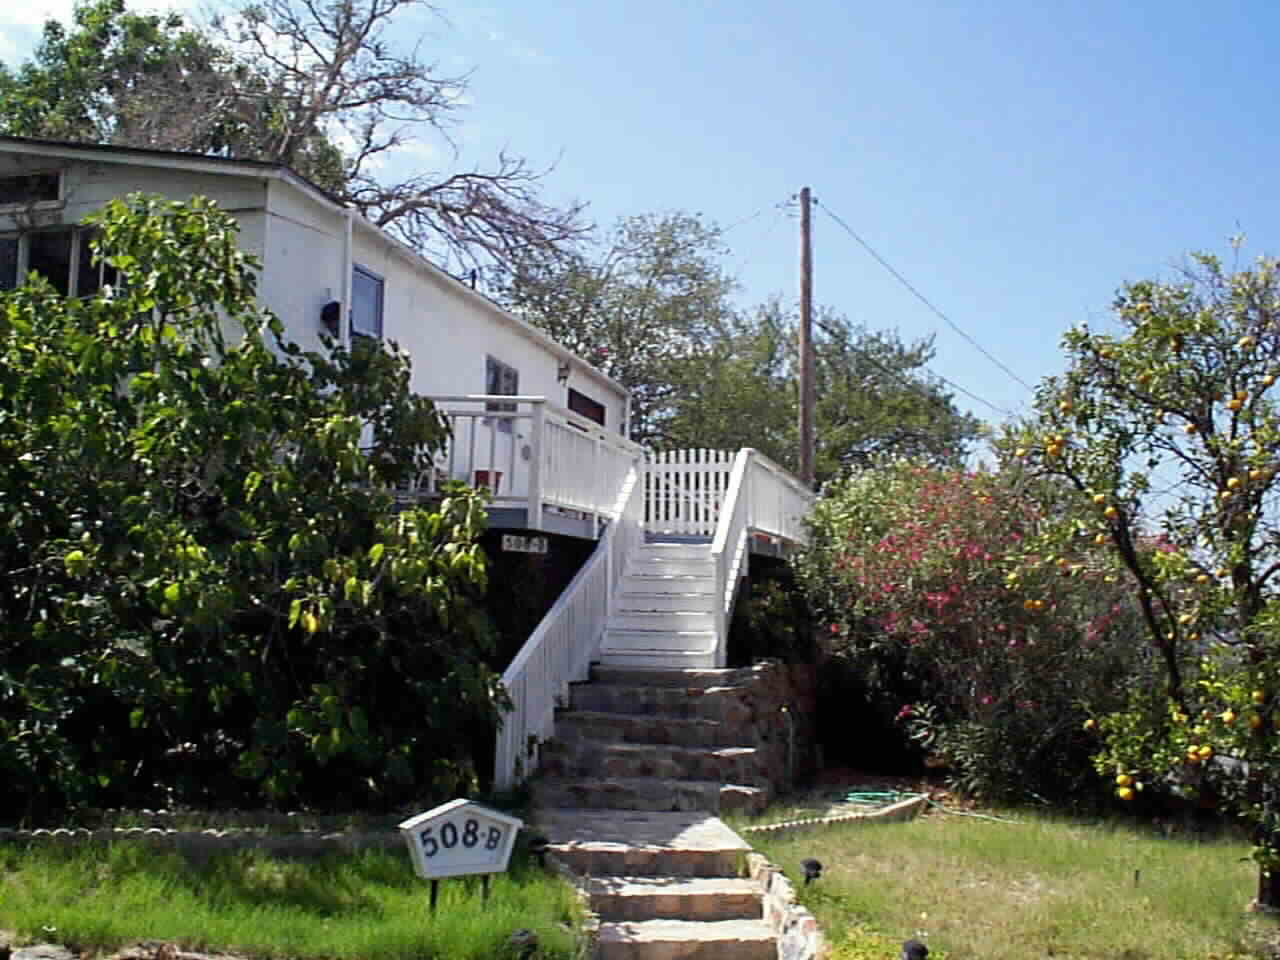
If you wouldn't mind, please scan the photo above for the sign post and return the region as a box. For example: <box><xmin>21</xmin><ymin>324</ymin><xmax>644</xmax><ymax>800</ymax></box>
<box><xmin>398</xmin><ymin>799</ymin><xmax>524</xmax><ymax>913</ymax></box>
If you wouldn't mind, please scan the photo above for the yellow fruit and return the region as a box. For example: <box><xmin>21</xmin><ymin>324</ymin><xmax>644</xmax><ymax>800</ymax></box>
<box><xmin>1198</xmin><ymin>745</ymin><xmax>1213</xmax><ymax>758</ymax></box>
<box><xmin>1250</xmin><ymin>715</ymin><xmax>1264</xmax><ymax>730</ymax></box>
<box><xmin>1236</xmin><ymin>389</ymin><xmax>1248</xmax><ymax>400</ymax></box>
<box><xmin>1083</xmin><ymin>718</ymin><xmax>1096</xmax><ymax>731</ymax></box>
<box><xmin>1093</xmin><ymin>493</ymin><xmax>1107</xmax><ymax>505</ymax></box>
<box><xmin>1196</xmin><ymin>574</ymin><xmax>1210</xmax><ymax>584</ymax></box>
<box><xmin>1015</xmin><ymin>447</ymin><xmax>1028</xmax><ymax>458</ymax></box>
<box><xmin>1059</xmin><ymin>401</ymin><xmax>1073</xmax><ymax>413</ymax></box>
<box><xmin>1251</xmin><ymin>469</ymin><xmax>1263</xmax><ymax>481</ymax></box>
<box><xmin>1221</xmin><ymin>710</ymin><xmax>1236</xmax><ymax>726</ymax></box>
<box><xmin>1229</xmin><ymin>398</ymin><xmax>1244</xmax><ymax>411</ymax></box>
<box><xmin>1185</xmin><ymin>423</ymin><xmax>1198</xmax><ymax>435</ymax></box>
<box><xmin>301</xmin><ymin>611</ymin><xmax>319</xmax><ymax>634</ymax></box>
<box><xmin>1104</xmin><ymin>506</ymin><xmax>1118</xmax><ymax>520</ymax></box>
<box><xmin>1046</xmin><ymin>444</ymin><xmax>1062</xmax><ymax>457</ymax></box>
<box><xmin>1117</xmin><ymin>786</ymin><xmax>1134</xmax><ymax>801</ymax></box>
<box><xmin>1228</xmin><ymin>476</ymin><xmax>1241</xmax><ymax>489</ymax></box>
<box><xmin>1254</xmin><ymin>690</ymin><xmax>1266</xmax><ymax>705</ymax></box>
<box><xmin>1179</xmin><ymin>613</ymin><xmax>1194</xmax><ymax>625</ymax></box>
<box><xmin>1239</xmin><ymin>336</ymin><xmax>1257</xmax><ymax>350</ymax></box>
<box><xmin>1116</xmin><ymin>773</ymin><xmax>1133</xmax><ymax>787</ymax></box>
<box><xmin>1264</xmin><ymin>374</ymin><xmax>1276</xmax><ymax>388</ymax></box>
<box><xmin>1095</xmin><ymin>533</ymin><xmax>1107</xmax><ymax>546</ymax></box>
<box><xmin>1173</xmin><ymin>713</ymin><xmax>1187</xmax><ymax>725</ymax></box>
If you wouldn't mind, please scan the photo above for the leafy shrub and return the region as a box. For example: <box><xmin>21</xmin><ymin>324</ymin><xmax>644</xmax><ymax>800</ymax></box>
<box><xmin>0</xmin><ymin>195</ymin><xmax>504</xmax><ymax>820</ymax></box>
<box><xmin>795</xmin><ymin>460</ymin><xmax>1151</xmax><ymax>803</ymax></box>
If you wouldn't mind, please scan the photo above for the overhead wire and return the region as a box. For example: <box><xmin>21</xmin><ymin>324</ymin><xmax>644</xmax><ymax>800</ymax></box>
<box><xmin>813</xmin><ymin>198</ymin><xmax>1037</xmax><ymax>395</ymax></box>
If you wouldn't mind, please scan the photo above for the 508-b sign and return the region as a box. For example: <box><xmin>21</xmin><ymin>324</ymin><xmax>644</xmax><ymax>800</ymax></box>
<box><xmin>418</xmin><ymin>817</ymin><xmax>503</xmax><ymax>857</ymax></box>
<box><xmin>399</xmin><ymin>799</ymin><xmax>523</xmax><ymax>879</ymax></box>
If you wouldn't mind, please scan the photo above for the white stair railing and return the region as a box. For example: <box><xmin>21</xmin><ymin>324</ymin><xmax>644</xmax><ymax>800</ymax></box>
<box><xmin>493</xmin><ymin>464</ymin><xmax>645</xmax><ymax>789</ymax></box>
<box><xmin>644</xmin><ymin>449</ymin><xmax>735</xmax><ymax>537</ymax></box>
<box><xmin>709</xmin><ymin>451</ymin><xmax>752</xmax><ymax>667</ymax></box>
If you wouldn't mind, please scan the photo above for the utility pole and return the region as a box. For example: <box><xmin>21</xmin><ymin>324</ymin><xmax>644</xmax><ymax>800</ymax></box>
<box><xmin>798</xmin><ymin>186</ymin><xmax>815</xmax><ymax>487</ymax></box>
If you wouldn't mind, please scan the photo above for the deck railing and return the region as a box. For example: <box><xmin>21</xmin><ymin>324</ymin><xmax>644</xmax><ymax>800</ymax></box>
<box><xmin>423</xmin><ymin>395</ymin><xmax>641</xmax><ymax>530</ymax></box>
<box><xmin>644</xmin><ymin>449</ymin><xmax>735</xmax><ymax>537</ymax></box>
<box><xmin>493</xmin><ymin>466</ymin><xmax>645</xmax><ymax>789</ymax></box>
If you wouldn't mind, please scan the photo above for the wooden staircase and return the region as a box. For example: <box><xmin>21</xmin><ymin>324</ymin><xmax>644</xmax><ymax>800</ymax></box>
<box><xmin>597</xmin><ymin>542</ymin><xmax>720</xmax><ymax>670</ymax></box>
<box><xmin>535</xmin><ymin>666</ymin><xmax>775</xmax><ymax>959</ymax></box>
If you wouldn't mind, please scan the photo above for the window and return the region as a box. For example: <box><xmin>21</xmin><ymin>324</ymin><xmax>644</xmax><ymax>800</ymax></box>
<box><xmin>485</xmin><ymin>355</ymin><xmax>519</xmax><ymax>432</ymax></box>
<box><xmin>351</xmin><ymin>264</ymin><xmax>384</xmax><ymax>339</ymax></box>
<box><xmin>0</xmin><ymin>172</ymin><xmax>60</xmax><ymax>207</ymax></box>
<box><xmin>567</xmin><ymin>387</ymin><xmax>606</xmax><ymax>427</ymax></box>
<box><xmin>0</xmin><ymin>228</ymin><xmax>118</xmax><ymax>296</ymax></box>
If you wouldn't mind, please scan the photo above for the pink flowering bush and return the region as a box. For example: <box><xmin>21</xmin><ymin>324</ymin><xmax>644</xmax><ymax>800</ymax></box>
<box><xmin>796</xmin><ymin>460</ymin><xmax>1150</xmax><ymax>802</ymax></box>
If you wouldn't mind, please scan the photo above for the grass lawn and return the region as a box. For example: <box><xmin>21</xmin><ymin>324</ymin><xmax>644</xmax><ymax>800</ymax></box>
<box><xmin>739</xmin><ymin>805</ymin><xmax>1280</xmax><ymax>960</ymax></box>
<box><xmin>0</xmin><ymin>840</ymin><xmax>584</xmax><ymax>960</ymax></box>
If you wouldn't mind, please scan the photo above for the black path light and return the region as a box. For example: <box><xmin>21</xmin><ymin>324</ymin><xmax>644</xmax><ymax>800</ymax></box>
<box><xmin>901</xmin><ymin>937</ymin><xmax>929</xmax><ymax>959</ymax></box>
<box><xmin>801</xmin><ymin>857</ymin><xmax>823</xmax><ymax>885</ymax></box>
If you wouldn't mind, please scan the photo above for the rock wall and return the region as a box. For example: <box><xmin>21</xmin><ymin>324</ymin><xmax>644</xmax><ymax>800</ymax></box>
<box><xmin>735</xmin><ymin>661</ymin><xmax>819</xmax><ymax>794</ymax></box>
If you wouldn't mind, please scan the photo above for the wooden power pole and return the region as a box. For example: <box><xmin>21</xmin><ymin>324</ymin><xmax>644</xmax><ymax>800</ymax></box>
<box><xmin>798</xmin><ymin>186</ymin><xmax>815</xmax><ymax>487</ymax></box>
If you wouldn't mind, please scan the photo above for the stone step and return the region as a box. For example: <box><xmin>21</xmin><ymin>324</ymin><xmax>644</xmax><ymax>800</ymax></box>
<box><xmin>628</xmin><ymin>554</ymin><xmax>715</xmax><ymax>574</ymax></box>
<box><xmin>615</xmin><ymin>591</ymin><xmax>716</xmax><ymax>614</ymax></box>
<box><xmin>637</xmin><ymin>541</ymin><xmax>713</xmax><ymax>557</ymax></box>
<box><xmin>543</xmin><ymin>742</ymin><xmax>768</xmax><ymax>787</ymax></box>
<box><xmin>596</xmin><ymin>919</ymin><xmax>775</xmax><ymax>960</ymax></box>
<box><xmin>537</xmin><ymin>809</ymin><xmax>750</xmax><ymax>879</ymax></box>
<box><xmin>568</xmin><ymin>683</ymin><xmax>749</xmax><ymax>722</ymax></box>
<box><xmin>607</xmin><ymin>610</ymin><xmax>716</xmax><ymax>632</ymax></box>
<box><xmin>587</xmin><ymin>876</ymin><xmax>762</xmax><ymax>922</ymax></box>
<box><xmin>554</xmin><ymin>711</ymin><xmax>742</xmax><ymax>749</ymax></box>
<box><xmin>532</xmin><ymin>776</ymin><xmax>767</xmax><ymax>815</ymax></box>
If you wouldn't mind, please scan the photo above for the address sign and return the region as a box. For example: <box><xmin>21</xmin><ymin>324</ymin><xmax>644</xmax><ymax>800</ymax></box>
<box><xmin>398</xmin><ymin>798</ymin><xmax>524</xmax><ymax>879</ymax></box>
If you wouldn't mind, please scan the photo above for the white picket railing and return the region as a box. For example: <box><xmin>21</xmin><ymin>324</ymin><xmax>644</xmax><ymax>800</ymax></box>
<box><xmin>644</xmin><ymin>448</ymin><xmax>736</xmax><ymax>536</ymax></box>
<box><xmin>493</xmin><ymin>465</ymin><xmax>645</xmax><ymax>789</ymax></box>
<box><xmin>423</xmin><ymin>395</ymin><xmax>641</xmax><ymax>530</ymax></box>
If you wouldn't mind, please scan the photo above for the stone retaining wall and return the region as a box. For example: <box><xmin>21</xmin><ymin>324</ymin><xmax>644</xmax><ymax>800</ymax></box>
<box><xmin>734</xmin><ymin>661</ymin><xmax>818</xmax><ymax>794</ymax></box>
<box><xmin>746</xmin><ymin>852</ymin><xmax>822</xmax><ymax>960</ymax></box>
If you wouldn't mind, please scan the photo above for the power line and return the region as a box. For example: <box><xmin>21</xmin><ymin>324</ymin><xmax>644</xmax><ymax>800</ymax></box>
<box><xmin>814</xmin><ymin>198</ymin><xmax>1037</xmax><ymax>395</ymax></box>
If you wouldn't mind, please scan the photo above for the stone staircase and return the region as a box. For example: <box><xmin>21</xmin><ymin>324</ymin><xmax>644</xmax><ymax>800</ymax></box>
<box><xmin>596</xmin><ymin>542</ymin><xmax>720</xmax><ymax>670</ymax></box>
<box><xmin>535</xmin><ymin>666</ymin><xmax>777</xmax><ymax>960</ymax></box>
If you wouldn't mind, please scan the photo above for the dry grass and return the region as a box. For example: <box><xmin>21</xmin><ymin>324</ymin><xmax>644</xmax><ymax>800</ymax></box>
<box><xmin>743</xmin><ymin>806</ymin><xmax>1279</xmax><ymax>959</ymax></box>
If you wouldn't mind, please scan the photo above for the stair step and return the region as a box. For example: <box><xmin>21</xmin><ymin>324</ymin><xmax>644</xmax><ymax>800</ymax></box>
<box><xmin>543</xmin><ymin>742</ymin><xmax>767</xmax><ymax>787</ymax></box>
<box><xmin>538</xmin><ymin>809</ymin><xmax>750</xmax><ymax>878</ymax></box>
<box><xmin>615</xmin><ymin>591</ymin><xmax>716</xmax><ymax>613</ymax></box>
<box><xmin>628</xmin><ymin>560</ymin><xmax>715</xmax><ymax>579</ymax></box>
<box><xmin>622</xmin><ymin>573</ymin><xmax>716</xmax><ymax>594</ymax></box>
<box><xmin>532</xmin><ymin>777</ymin><xmax>767</xmax><ymax>814</ymax></box>
<box><xmin>601</xmin><ymin>629</ymin><xmax>717</xmax><ymax>653</ymax></box>
<box><xmin>589</xmin><ymin>667</ymin><xmax>750</xmax><ymax>689</ymax></box>
<box><xmin>555</xmin><ymin>711</ymin><xmax>742</xmax><ymax>748</ymax></box>
<box><xmin>596</xmin><ymin>649</ymin><xmax>720</xmax><ymax>670</ymax></box>
<box><xmin>569</xmin><ymin>683</ymin><xmax>749</xmax><ymax>721</ymax></box>
<box><xmin>607</xmin><ymin>610</ymin><xmax>716</xmax><ymax>632</ymax></box>
<box><xmin>587</xmin><ymin>876</ymin><xmax>762</xmax><ymax>922</ymax></box>
<box><xmin>637</xmin><ymin>541</ymin><xmax>713</xmax><ymax>558</ymax></box>
<box><xmin>596</xmin><ymin>919</ymin><xmax>775</xmax><ymax>960</ymax></box>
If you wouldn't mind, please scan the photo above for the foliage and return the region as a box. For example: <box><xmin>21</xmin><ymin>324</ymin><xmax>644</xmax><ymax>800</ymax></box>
<box><xmin>1007</xmin><ymin>248</ymin><xmax>1280</xmax><ymax>902</ymax></box>
<box><xmin>796</xmin><ymin>460</ymin><xmax>1148</xmax><ymax>801</ymax></box>
<box><xmin>500</xmin><ymin>211</ymin><xmax>736</xmax><ymax>444</ymax></box>
<box><xmin>662</xmin><ymin>299</ymin><xmax>981</xmax><ymax>480</ymax></box>
<box><xmin>0</xmin><ymin>0</ymin><xmax>586</xmax><ymax>275</ymax></box>
<box><xmin>0</xmin><ymin>194</ymin><xmax>504</xmax><ymax>820</ymax></box>
<box><xmin>0</xmin><ymin>840</ymin><xmax>584</xmax><ymax>960</ymax></box>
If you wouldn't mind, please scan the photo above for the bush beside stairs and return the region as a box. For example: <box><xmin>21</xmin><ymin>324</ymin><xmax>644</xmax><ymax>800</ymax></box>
<box><xmin>535</xmin><ymin>661</ymin><xmax>779</xmax><ymax>960</ymax></box>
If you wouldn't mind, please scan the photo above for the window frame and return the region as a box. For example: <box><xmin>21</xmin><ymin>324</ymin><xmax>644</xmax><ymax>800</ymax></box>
<box><xmin>567</xmin><ymin>387</ymin><xmax>606</xmax><ymax>427</ymax></box>
<box><xmin>0</xmin><ymin>170</ymin><xmax>64</xmax><ymax>213</ymax></box>
<box><xmin>0</xmin><ymin>226</ymin><xmax>118</xmax><ymax>296</ymax></box>
<box><xmin>485</xmin><ymin>355</ymin><xmax>520</xmax><ymax>433</ymax></box>
<box><xmin>350</xmin><ymin>263</ymin><xmax>385</xmax><ymax>340</ymax></box>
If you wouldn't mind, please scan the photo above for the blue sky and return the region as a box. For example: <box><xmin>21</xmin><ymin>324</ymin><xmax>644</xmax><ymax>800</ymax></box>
<box><xmin>5</xmin><ymin>0</ymin><xmax>1280</xmax><ymax>431</ymax></box>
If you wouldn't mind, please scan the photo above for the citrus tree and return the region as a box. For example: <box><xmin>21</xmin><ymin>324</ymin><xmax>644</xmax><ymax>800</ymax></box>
<box><xmin>0</xmin><ymin>195</ymin><xmax>502</xmax><ymax>820</ymax></box>
<box><xmin>797</xmin><ymin>460</ymin><xmax>1146</xmax><ymax>802</ymax></box>
<box><xmin>1007</xmin><ymin>249</ymin><xmax>1280</xmax><ymax>906</ymax></box>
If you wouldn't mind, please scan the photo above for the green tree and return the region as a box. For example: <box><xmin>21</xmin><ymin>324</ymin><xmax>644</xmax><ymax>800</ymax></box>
<box><xmin>663</xmin><ymin>300</ymin><xmax>982</xmax><ymax>481</ymax></box>
<box><xmin>0</xmin><ymin>0</ymin><xmax>586</xmax><ymax>274</ymax></box>
<box><xmin>0</xmin><ymin>194</ymin><xmax>502</xmax><ymax>819</ymax></box>
<box><xmin>502</xmin><ymin>211</ymin><xmax>737</xmax><ymax>444</ymax></box>
<box><xmin>1008</xmin><ymin>248</ymin><xmax>1280</xmax><ymax>906</ymax></box>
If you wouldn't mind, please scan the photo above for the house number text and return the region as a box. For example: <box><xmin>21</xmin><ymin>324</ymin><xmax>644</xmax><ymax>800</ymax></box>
<box><xmin>418</xmin><ymin>817</ymin><xmax>505</xmax><ymax>858</ymax></box>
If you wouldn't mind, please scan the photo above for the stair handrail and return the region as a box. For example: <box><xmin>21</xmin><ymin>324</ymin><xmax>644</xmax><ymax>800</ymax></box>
<box><xmin>493</xmin><ymin>461</ymin><xmax>645</xmax><ymax>789</ymax></box>
<box><xmin>708</xmin><ymin>449</ymin><xmax>753</xmax><ymax>668</ymax></box>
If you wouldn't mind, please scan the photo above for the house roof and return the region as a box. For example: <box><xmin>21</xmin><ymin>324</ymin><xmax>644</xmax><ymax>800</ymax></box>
<box><xmin>0</xmin><ymin>134</ymin><xmax>628</xmax><ymax>400</ymax></box>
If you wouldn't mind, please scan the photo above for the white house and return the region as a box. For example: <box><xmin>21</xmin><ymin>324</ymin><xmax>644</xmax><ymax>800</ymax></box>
<box><xmin>0</xmin><ymin>135</ymin><xmax>636</xmax><ymax>536</ymax></box>
<box><xmin>0</xmin><ymin>135</ymin><xmax>818</xmax><ymax>786</ymax></box>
